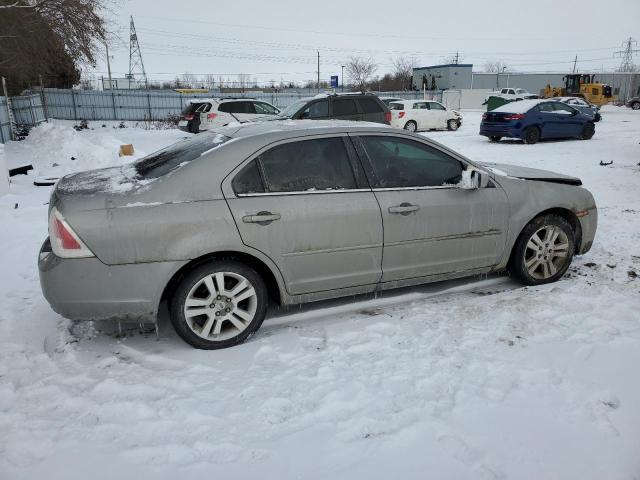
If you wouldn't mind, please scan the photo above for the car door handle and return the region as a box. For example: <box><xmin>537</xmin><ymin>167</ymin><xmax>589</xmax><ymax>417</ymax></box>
<box><xmin>388</xmin><ymin>203</ymin><xmax>420</xmax><ymax>215</ymax></box>
<box><xmin>242</xmin><ymin>211</ymin><xmax>281</xmax><ymax>225</ymax></box>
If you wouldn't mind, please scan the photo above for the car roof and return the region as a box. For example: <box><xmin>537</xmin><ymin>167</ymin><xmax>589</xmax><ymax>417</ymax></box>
<box><xmin>491</xmin><ymin>99</ymin><xmax>555</xmax><ymax>114</ymax></box>
<box><xmin>188</xmin><ymin>98</ymin><xmax>263</xmax><ymax>104</ymax></box>
<box><xmin>212</xmin><ymin>119</ymin><xmax>391</xmax><ymax>140</ymax></box>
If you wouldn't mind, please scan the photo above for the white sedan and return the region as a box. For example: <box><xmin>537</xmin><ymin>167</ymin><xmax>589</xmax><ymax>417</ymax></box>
<box><xmin>388</xmin><ymin>100</ymin><xmax>463</xmax><ymax>132</ymax></box>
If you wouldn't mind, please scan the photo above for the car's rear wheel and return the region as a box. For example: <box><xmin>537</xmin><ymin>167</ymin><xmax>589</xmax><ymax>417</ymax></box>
<box><xmin>489</xmin><ymin>136</ymin><xmax>502</xmax><ymax>142</ymax></box>
<box><xmin>510</xmin><ymin>214</ymin><xmax>575</xmax><ymax>285</ymax></box>
<box><xmin>581</xmin><ymin>122</ymin><xmax>595</xmax><ymax>140</ymax></box>
<box><xmin>631</xmin><ymin>101</ymin><xmax>640</xmax><ymax>110</ymax></box>
<box><xmin>170</xmin><ymin>261</ymin><xmax>268</xmax><ymax>349</ymax></box>
<box><xmin>523</xmin><ymin>126</ymin><xmax>540</xmax><ymax>144</ymax></box>
<box><xmin>447</xmin><ymin>119</ymin><xmax>459</xmax><ymax>131</ymax></box>
<box><xmin>404</xmin><ymin>120</ymin><xmax>417</xmax><ymax>132</ymax></box>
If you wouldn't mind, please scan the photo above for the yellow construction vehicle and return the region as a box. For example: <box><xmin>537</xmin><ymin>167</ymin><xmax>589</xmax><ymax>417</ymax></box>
<box><xmin>541</xmin><ymin>74</ymin><xmax>616</xmax><ymax>106</ymax></box>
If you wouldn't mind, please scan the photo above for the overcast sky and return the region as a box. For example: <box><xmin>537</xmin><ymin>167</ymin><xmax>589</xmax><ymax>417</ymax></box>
<box><xmin>91</xmin><ymin>0</ymin><xmax>640</xmax><ymax>85</ymax></box>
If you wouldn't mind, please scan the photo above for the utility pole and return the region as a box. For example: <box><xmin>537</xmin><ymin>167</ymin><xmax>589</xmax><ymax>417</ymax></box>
<box><xmin>454</xmin><ymin>51</ymin><xmax>459</xmax><ymax>64</ymax></box>
<box><xmin>572</xmin><ymin>55</ymin><xmax>578</xmax><ymax>73</ymax></box>
<box><xmin>317</xmin><ymin>51</ymin><xmax>320</xmax><ymax>93</ymax></box>
<box><xmin>341</xmin><ymin>65</ymin><xmax>345</xmax><ymax>92</ymax></box>
<box><xmin>105</xmin><ymin>42</ymin><xmax>113</xmax><ymax>89</ymax></box>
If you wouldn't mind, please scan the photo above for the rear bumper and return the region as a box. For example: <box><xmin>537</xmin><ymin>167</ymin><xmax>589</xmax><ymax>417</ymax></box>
<box><xmin>38</xmin><ymin>238</ymin><xmax>185</xmax><ymax>322</ymax></box>
<box><xmin>479</xmin><ymin>123</ymin><xmax>523</xmax><ymax>139</ymax></box>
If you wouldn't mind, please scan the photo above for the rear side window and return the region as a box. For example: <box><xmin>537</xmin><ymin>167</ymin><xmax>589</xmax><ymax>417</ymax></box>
<box><xmin>388</xmin><ymin>102</ymin><xmax>404</xmax><ymax>111</ymax></box>
<box><xmin>358</xmin><ymin>97</ymin><xmax>383</xmax><ymax>114</ymax></box>
<box><xmin>332</xmin><ymin>98</ymin><xmax>358</xmax><ymax>116</ymax></box>
<box><xmin>181</xmin><ymin>102</ymin><xmax>206</xmax><ymax>115</ymax></box>
<box><xmin>219</xmin><ymin>101</ymin><xmax>254</xmax><ymax>114</ymax></box>
<box><xmin>360</xmin><ymin>136</ymin><xmax>463</xmax><ymax>188</ymax></box>
<box><xmin>134</xmin><ymin>133</ymin><xmax>232</xmax><ymax>178</ymax></box>
<box><xmin>537</xmin><ymin>103</ymin><xmax>555</xmax><ymax>112</ymax></box>
<box><xmin>232</xmin><ymin>161</ymin><xmax>265</xmax><ymax>194</ymax></box>
<box><xmin>258</xmin><ymin>138</ymin><xmax>356</xmax><ymax>192</ymax></box>
<box><xmin>413</xmin><ymin>102</ymin><xmax>429</xmax><ymax>110</ymax></box>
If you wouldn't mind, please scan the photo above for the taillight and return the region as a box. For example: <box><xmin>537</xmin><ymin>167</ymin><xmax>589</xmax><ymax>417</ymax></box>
<box><xmin>385</xmin><ymin>111</ymin><xmax>392</xmax><ymax>124</ymax></box>
<box><xmin>207</xmin><ymin>113</ymin><xmax>218</xmax><ymax>120</ymax></box>
<box><xmin>184</xmin><ymin>114</ymin><xmax>194</xmax><ymax>120</ymax></box>
<box><xmin>503</xmin><ymin>113</ymin><xmax>525</xmax><ymax>121</ymax></box>
<box><xmin>398</xmin><ymin>111</ymin><xmax>405</xmax><ymax>118</ymax></box>
<box><xmin>49</xmin><ymin>207</ymin><xmax>94</xmax><ymax>258</ymax></box>
<box><xmin>482</xmin><ymin>113</ymin><xmax>488</xmax><ymax>120</ymax></box>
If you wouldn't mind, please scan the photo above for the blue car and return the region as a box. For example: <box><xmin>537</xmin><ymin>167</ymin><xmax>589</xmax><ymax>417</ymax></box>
<box><xmin>480</xmin><ymin>99</ymin><xmax>595</xmax><ymax>144</ymax></box>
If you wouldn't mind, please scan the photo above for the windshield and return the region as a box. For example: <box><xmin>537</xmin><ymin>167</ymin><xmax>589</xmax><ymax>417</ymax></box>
<box><xmin>134</xmin><ymin>132</ymin><xmax>233</xmax><ymax>178</ymax></box>
<box><xmin>278</xmin><ymin>99</ymin><xmax>309</xmax><ymax>118</ymax></box>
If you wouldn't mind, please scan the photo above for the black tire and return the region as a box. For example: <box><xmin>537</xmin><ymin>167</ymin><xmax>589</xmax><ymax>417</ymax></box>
<box><xmin>188</xmin><ymin>117</ymin><xmax>201</xmax><ymax>134</ymax></box>
<box><xmin>510</xmin><ymin>214</ymin><xmax>575</xmax><ymax>286</ymax></box>
<box><xmin>404</xmin><ymin>120</ymin><xmax>417</xmax><ymax>132</ymax></box>
<box><xmin>594</xmin><ymin>113</ymin><xmax>601</xmax><ymax>122</ymax></box>
<box><xmin>447</xmin><ymin>119</ymin><xmax>459</xmax><ymax>131</ymax></box>
<box><xmin>523</xmin><ymin>126</ymin><xmax>540</xmax><ymax>144</ymax></box>
<box><xmin>489</xmin><ymin>136</ymin><xmax>502</xmax><ymax>142</ymax></box>
<box><xmin>170</xmin><ymin>260</ymin><xmax>268</xmax><ymax>349</ymax></box>
<box><xmin>631</xmin><ymin>101</ymin><xmax>640</xmax><ymax>111</ymax></box>
<box><xmin>581</xmin><ymin>122</ymin><xmax>595</xmax><ymax>140</ymax></box>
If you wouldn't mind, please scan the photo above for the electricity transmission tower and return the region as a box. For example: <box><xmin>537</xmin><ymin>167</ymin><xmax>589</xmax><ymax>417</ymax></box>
<box><xmin>128</xmin><ymin>16</ymin><xmax>148</xmax><ymax>88</ymax></box>
<box><xmin>615</xmin><ymin>37</ymin><xmax>639</xmax><ymax>72</ymax></box>
<box><xmin>615</xmin><ymin>37</ymin><xmax>639</xmax><ymax>101</ymax></box>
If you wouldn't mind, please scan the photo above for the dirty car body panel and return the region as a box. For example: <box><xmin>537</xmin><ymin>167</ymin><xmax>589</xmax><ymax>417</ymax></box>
<box><xmin>38</xmin><ymin>120</ymin><xmax>597</xmax><ymax>323</ymax></box>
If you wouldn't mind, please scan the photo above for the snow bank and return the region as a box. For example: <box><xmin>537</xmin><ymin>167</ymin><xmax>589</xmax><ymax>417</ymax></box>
<box><xmin>2</xmin><ymin>120</ymin><xmax>188</xmax><ymax>179</ymax></box>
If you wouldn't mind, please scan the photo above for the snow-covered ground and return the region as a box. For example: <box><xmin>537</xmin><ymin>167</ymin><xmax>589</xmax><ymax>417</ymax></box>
<box><xmin>1</xmin><ymin>110</ymin><xmax>639</xmax><ymax>479</ymax></box>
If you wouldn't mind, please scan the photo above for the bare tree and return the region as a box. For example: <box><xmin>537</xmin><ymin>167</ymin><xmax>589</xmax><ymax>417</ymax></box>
<box><xmin>483</xmin><ymin>60</ymin><xmax>510</xmax><ymax>73</ymax></box>
<box><xmin>391</xmin><ymin>56</ymin><xmax>416</xmax><ymax>91</ymax></box>
<box><xmin>345</xmin><ymin>56</ymin><xmax>377</xmax><ymax>92</ymax></box>
<box><xmin>204</xmin><ymin>74</ymin><xmax>215</xmax><ymax>90</ymax></box>
<box><xmin>181</xmin><ymin>73</ymin><xmax>196</xmax><ymax>88</ymax></box>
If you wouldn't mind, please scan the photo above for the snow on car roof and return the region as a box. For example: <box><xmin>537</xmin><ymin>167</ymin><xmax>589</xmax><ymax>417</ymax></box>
<box><xmin>492</xmin><ymin>99</ymin><xmax>554</xmax><ymax>114</ymax></box>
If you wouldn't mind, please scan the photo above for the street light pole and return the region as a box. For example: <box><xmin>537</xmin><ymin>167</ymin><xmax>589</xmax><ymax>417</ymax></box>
<box><xmin>341</xmin><ymin>65</ymin><xmax>345</xmax><ymax>92</ymax></box>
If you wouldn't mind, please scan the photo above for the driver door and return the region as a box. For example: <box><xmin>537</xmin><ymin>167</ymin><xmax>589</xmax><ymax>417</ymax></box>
<box><xmin>351</xmin><ymin>134</ymin><xmax>508</xmax><ymax>282</ymax></box>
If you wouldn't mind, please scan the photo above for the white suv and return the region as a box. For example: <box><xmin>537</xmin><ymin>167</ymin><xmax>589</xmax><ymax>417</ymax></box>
<box><xmin>388</xmin><ymin>100</ymin><xmax>462</xmax><ymax>132</ymax></box>
<box><xmin>178</xmin><ymin>98</ymin><xmax>280</xmax><ymax>133</ymax></box>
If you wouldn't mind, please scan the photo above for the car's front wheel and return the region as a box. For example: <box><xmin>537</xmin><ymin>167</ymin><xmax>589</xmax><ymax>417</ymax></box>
<box><xmin>581</xmin><ymin>122</ymin><xmax>595</xmax><ymax>140</ymax></box>
<box><xmin>404</xmin><ymin>120</ymin><xmax>417</xmax><ymax>132</ymax></box>
<box><xmin>510</xmin><ymin>214</ymin><xmax>575</xmax><ymax>285</ymax></box>
<box><xmin>170</xmin><ymin>261</ymin><xmax>268</xmax><ymax>349</ymax></box>
<box><xmin>447</xmin><ymin>119</ymin><xmax>459</xmax><ymax>131</ymax></box>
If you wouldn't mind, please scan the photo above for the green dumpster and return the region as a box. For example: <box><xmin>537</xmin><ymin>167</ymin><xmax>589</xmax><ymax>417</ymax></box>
<box><xmin>484</xmin><ymin>95</ymin><xmax>517</xmax><ymax>111</ymax></box>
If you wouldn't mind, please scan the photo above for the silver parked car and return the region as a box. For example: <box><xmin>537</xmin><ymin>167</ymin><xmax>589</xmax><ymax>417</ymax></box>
<box><xmin>39</xmin><ymin>121</ymin><xmax>597</xmax><ymax>349</ymax></box>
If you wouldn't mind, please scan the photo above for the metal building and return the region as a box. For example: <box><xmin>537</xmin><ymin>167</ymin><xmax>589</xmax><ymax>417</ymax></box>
<box><xmin>412</xmin><ymin>64</ymin><xmax>473</xmax><ymax>91</ymax></box>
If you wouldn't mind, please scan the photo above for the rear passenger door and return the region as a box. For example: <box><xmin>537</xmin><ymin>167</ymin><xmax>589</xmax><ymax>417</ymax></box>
<box><xmin>231</xmin><ymin>101</ymin><xmax>256</xmax><ymax>123</ymax></box>
<box><xmin>427</xmin><ymin>101</ymin><xmax>448</xmax><ymax>129</ymax></box>
<box><xmin>331</xmin><ymin>98</ymin><xmax>360</xmax><ymax>121</ymax></box>
<box><xmin>411</xmin><ymin>102</ymin><xmax>431</xmax><ymax>129</ymax></box>
<box><xmin>223</xmin><ymin>135</ymin><xmax>383</xmax><ymax>295</ymax></box>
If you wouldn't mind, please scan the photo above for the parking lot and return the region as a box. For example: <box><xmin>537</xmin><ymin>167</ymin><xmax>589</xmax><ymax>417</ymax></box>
<box><xmin>1</xmin><ymin>107</ymin><xmax>639</xmax><ymax>479</ymax></box>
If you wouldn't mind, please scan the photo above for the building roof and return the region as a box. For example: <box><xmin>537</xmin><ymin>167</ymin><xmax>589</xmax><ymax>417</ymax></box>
<box><xmin>414</xmin><ymin>64</ymin><xmax>473</xmax><ymax>70</ymax></box>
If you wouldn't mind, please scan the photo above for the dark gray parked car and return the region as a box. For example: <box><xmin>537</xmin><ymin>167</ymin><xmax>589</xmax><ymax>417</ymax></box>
<box><xmin>626</xmin><ymin>97</ymin><xmax>640</xmax><ymax>110</ymax></box>
<box><xmin>39</xmin><ymin>121</ymin><xmax>597</xmax><ymax>349</ymax></box>
<box><xmin>270</xmin><ymin>93</ymin><xmax>391</xmax><ymax>124</ymax></box>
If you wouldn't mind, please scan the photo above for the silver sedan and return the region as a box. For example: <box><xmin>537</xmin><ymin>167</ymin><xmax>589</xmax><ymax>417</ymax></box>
<box><xmin>39</xmin><ymin>121</ymin><xmax>597</xmax><ymax>349</ymax></box>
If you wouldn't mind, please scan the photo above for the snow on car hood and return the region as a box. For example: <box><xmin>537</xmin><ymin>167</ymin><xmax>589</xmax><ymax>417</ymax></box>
<box><xmin>479</xmin><ymin>162</ymin><xmax>582</xmax><ymax>186</ymax></box>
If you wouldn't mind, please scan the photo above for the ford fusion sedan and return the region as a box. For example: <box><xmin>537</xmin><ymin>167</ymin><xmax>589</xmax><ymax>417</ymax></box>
<box><xmin>39</xmin><ymin>121</ymin><xmax>597</xmax><ymax>349</ymax></box>
<box><xmin>480</xmin><ymin>99</ymin><xmax>596</xmax><ymax>144</ymax></box>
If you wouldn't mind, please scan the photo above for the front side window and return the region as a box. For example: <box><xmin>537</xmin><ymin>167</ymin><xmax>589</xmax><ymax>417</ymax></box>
<box><xmin>360</xmin><ymin>136</ymin><xmax>463</xmax><ymax>188</ymax></box>
<box><xmin>428</xmin><ymin>102</ymin><xmax>446</xmax><ymax>110</ymax></box>
<box><xmin>300</xmin><ymin>100</ymin><xmax>329</xmax><ymax>119</ymax></box>
<box><xmin>258</xmin><ymin>137</ymin><xmax>356</xmax><ymax>192</ymax></box>
<box><xmin>332</xmin><ymin>98</ymin><xmax>358</xmax><ymax>116</ymax></box>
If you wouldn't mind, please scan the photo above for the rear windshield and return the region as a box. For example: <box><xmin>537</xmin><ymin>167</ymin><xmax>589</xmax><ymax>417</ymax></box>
<box><xmin>181</xmin><ymin>102</ymin><xmax>207</xmax><ymax>115</ymax></box>
<box><xmin>134</xmin><ymin>132</ymin><xmax>232</xmax><ymax>178</ymax></box>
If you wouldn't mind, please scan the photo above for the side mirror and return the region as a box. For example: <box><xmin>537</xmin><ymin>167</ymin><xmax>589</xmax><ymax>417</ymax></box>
<box><xmin>460</xmin><ymin>169</ymin><xmax>489</xmax><ymax>190</ymax></box>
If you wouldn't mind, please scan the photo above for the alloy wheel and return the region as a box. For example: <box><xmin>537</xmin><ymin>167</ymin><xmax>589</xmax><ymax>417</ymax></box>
<box><xmin>523</xmin><ymin>225</ymin><xmax>570</xmax><ymax>280</ymax></box>
<box><xmin>183</xmin><ymin>271</ymin><xmax>258</xmax><ymax>341</ymax></box>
